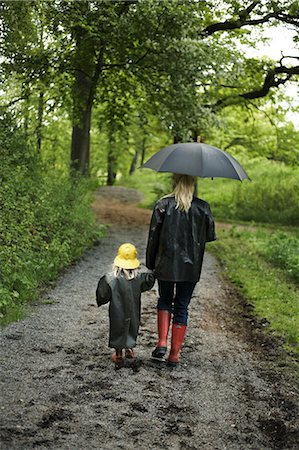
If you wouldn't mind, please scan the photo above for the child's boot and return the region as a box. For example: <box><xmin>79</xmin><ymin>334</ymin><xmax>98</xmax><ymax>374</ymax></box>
<box><xmin>151</xmin><ymin>310</ymin><xmax>171</xmax><ymax>360</ymax></box>
<box><xmin>125</xmin><ymin>348</ymin><xmax>135</xmax><ymax>359</ymax></box>
<box><xmin>112</xmin><ymin>348</ymin><xmax>123</xmax><ymax>362</ymax></box>
<box><xmin>167</xmin><ymin>324</ymin><xmax>187</xmax><ymax>367</ymax></box>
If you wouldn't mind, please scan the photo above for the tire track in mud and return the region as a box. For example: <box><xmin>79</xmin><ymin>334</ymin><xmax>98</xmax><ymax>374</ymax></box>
<box><xmin>0</xmin><ymin>187</ymin><xmax>298</xmax><ymax>450</ymax></box>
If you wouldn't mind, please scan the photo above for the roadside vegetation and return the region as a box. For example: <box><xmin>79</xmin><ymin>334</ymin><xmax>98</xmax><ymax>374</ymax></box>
<box><xmin>211</xmin><ymin>227</ymin><xmax>299</xmax><ymax>358</ymax></box>
<box><xmin>0</xmin><ymin>116</ymin><xmax>102</xmax><ymax>323</ymax></box>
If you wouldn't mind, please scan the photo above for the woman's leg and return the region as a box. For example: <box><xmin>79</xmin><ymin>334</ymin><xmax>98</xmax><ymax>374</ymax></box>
<box><xmin>152</xmin><ymin>281</ymin><xmax>174</xmax><ymax>360</ymax></box>
<box><xmin>157</xmin><ymin>280</ymin><xmax>174</xmax><ymax>312</ymax></box>
<box><xmin>168</xmin><ymin>282</ymin><xmax>196</xmax><ymax>366</ymax></box>
<box><xmin>173</xmin><ymin>281</ymin><xmax>197</xmax><ymax>325</ymax></box>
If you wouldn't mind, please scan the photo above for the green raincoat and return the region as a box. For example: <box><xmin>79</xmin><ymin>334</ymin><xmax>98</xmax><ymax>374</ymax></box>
<box><xmin>96</xmin><ymin>269</ymin><xmax>155</xmax><ymax>348</ymax></box>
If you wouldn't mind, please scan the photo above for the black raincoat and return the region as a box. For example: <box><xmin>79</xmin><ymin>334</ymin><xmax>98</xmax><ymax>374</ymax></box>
<box><xmin>146</xmin><ymin>196</ymin><xmax>216</xmax><ymax>282</ymax></box>
<box><xmin>96</xmin><ymin>269</ymin><xmax>155</xmax><ymax>349</ymax></box>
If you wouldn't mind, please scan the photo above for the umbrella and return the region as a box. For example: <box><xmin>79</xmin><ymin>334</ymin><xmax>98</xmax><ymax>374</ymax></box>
<box><xmin>141</xmin><ymin>142</ymin><xmax>250</xmax><ymax>181</ymax></box>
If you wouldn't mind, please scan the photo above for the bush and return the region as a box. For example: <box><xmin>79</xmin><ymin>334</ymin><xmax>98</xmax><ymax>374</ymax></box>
<box><xmin>199</xmin><ymin>157</ymin><xmax>299</xmax><ymax>226</ymax></box>
<box><xmin>259</xmin><ymin>233</ymin><xmax>299</xmax><ymax>284</ymax></box>
<box><xmin>232</xmin><ymin>160</ymin><xmax>299</xmax><ymax>225</ymax></box>
<box><xmin>0</xmin><ymin>114</ymin><xmax>102</xmax><ymax>320</ymax></box>
<box><xmin>116</xmin><ymin>170</ymin><xmax>172</xmax><ymax>208</ymax></box>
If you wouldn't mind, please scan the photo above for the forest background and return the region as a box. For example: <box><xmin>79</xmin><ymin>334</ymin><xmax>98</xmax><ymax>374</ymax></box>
<box><xmin>0</xmin><ymin>0</ymin><xmax>298</xmax><ymax>358</ymax></box>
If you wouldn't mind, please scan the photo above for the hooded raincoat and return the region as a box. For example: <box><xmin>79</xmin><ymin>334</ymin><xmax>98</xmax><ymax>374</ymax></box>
<box><xmin>96</xmin><ymin>269</ymin><xmax>155</xmax><ymax>349</ymax></box>
<box><xmin>146</xmin><ymin>196</ymin><xmax>216</xmax><ymax>283</ymax></box>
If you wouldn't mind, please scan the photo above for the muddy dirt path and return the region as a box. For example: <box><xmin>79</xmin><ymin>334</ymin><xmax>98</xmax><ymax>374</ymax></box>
<box><xmin>1</xmin><ymin>187</ymin><xmax>298</xmax><ymax>450</ymax></box>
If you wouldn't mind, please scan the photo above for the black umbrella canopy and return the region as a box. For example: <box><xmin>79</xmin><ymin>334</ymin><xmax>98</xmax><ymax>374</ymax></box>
<box><xmin>141</xmin><ymin>142</ymin><xmax>250</xmax><ymax>181</ymax></box>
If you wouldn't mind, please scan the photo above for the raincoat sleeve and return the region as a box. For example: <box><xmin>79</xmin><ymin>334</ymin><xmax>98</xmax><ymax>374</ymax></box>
<box><xmin>140</xmin><ymin>271</ymin><xmax>155</xmax><ymax>293</ymax></box>
<box><xmin>205</xmin><ymin>205</ymin><xmax>216</xmax><ymax>242</ymax></box>
<box><xmin>146</xmin><ymin>202</ymin><xmax>165</xmax><ymax>270</ymax></box>
<box><xmin>96</xmin><ymin>275</ymin><xmax>111</xmax><ymax>306</ymax></box>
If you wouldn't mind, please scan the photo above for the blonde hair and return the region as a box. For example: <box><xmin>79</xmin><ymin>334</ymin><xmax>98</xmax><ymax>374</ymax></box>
<box><xmin>113</xmin><ymin>265</ymin><xmax>138</xmax><ymax>280</ymax></box>
<box><xmin>163</xmin><ymin>174</ymin><xmax>195</xmax><ymax>212</ymax></box>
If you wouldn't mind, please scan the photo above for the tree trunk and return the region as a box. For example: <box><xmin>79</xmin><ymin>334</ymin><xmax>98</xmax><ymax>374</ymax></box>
<box><xmin>129</xmin><ymin>149</ymin><xmax>139</xmax><ymax>175</ymax></box>
<box><xmin>192</xmin><ymin>129</ymin><xmax>199</xmax><ymax>143</ymax></box>
<box><xmin>107</xmin><ymin>129</ymin><xmax>117</xmax><ymax>185</ymax></box>
<box><xmin>36</xmin><ymin>91</ymin><xmax>44</xmax><ymax>154</ymax></box>
<box><xmin>70</xmin><ymin>2</ymin><xmax>103</xmax><ymax>176</ymax></box>
<box><xmin>36</xmin><ymin>10</ymin><xmax>45</xmax><ymax>154</ymax></box>
<box><xmin>23</xmin><ymin>92</ymin><xmax>30</xmax><ymax>142</ymax></box>
<box><xmin>69</xmin><ymin>0</ymin><xmax>133</xmax><ymax>176</ymax></box>
<box><xmin>70</xmin><ymin>79</ymin><xmax>93</xmax><ymax>175</ymax></box>
<box><xmin>139</xmin><ymin>113</ymin><xmax>148</xmax><ymax>166</ymax></box>
<box><xmin>70</xmin><ymin>61</ymin><xmax>94</xmax><ymax>176</ymax></box>
<box><xmin>140</xmin><ymin>136</ymin><xmax>146</xmax><ymax>166</ymax></box>
<box><xmin>192</xmin><ymin>130</ymin><xmax>199</xmax><ymax>196</ymax></box>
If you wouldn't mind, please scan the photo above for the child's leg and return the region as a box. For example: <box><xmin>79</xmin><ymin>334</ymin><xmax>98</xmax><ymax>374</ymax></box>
<box><xmin>111</xmin><ymin>348</ymin><xmax>123</xmax><ymax>362</ymax></box>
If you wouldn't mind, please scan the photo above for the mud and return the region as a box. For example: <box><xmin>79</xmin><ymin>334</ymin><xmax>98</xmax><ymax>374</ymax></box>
<box><xmin>0</xmin><ymin>186</ymin><xmax>298</xmax><ymax>450</ymax></box>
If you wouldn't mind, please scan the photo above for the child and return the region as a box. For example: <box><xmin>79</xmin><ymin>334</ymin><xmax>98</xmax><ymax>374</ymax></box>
<box><xmin>96</xmin><ymin>243</ymin><xmax>155</xmax><ymax>365</ymax></box>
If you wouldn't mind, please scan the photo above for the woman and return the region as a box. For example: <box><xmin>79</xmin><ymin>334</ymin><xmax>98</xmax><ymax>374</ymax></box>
<box><xmin>146</xmin><ymin>174</ymin><xmax>216</xmax><ymax>366</ymax></box>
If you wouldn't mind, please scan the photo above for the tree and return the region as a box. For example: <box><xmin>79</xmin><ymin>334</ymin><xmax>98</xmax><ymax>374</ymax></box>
<box><xmin>48</xmin><ymin>0</ymin><xmax>202</xmax><ymax>175</ymax></box>
<box><xmin>199</xmin><ymin>1</ymin><xmax>299</xmax><ymax>109</ymax></box>
<box><xmin>214</xmin><ymin>57</ymin><xmax>299</xmax><ymax>109</ymax></box>
<box><xmin>208</xmin><ymin>103</ymin><xmax>299</xmax><ymax>165</ymax></box>
<box><xmin>0</xmin><ymin>0</ymin><xmax>70</xmax><ymax>154</ymax></box>
<box><xmin>1</xmin><ymin>0</ymin><xmax>298</xmax><ymax>179</ymax></box>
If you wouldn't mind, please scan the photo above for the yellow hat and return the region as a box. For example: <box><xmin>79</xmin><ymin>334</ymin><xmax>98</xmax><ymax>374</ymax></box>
<box><xmin>114</xmin><ymin>243</ymin><xmax>140</xmax><ymax>270</ymax></box>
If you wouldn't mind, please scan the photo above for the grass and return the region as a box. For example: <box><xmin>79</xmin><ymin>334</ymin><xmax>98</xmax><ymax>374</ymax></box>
<box><xmin>0</xmin><ymin>303</ymin><xmax>25</xmax><ymax>326</ymax></box>
<box><xmin>116</xmin><ymin>170</ymin><xmax>172</xmax><ymax>208</ymax></box>
<box><xmin>211</xmin><ymin>226</ymin><xmax>299</xmax><ymax>358</ymax></box>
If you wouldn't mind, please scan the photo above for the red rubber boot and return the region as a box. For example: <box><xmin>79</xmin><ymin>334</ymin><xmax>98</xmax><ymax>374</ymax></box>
<box><xmin>112</xmin><ymin>348</ymin><xmax>123</xmax><ymax>362</ymax></box>
<box><xmin>151</xmin><ymin>310</ymin><xmax>171</xmax><ymax>360</ymax></box>
<box><xmin>167</xmin><ymin>324</ymin><xmax>187</xmax><ymax>367</ymax></box>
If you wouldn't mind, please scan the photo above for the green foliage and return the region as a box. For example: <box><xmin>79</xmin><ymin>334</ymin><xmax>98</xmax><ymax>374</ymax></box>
<box><xmin>2</xmin><ymin>0</ymin><xmax>298</xmax><ymax>181</ymax></box>
<box><xmin>121</xmin><ymin>157</ymin><xmax>299</xmax><ymax>227</ymax></box>
<box><xmin>198</xmin><ymin>158</ymin><xmax>299</xmax><ymax>226</ymax></box>
<box><xmin>211</xmin><ymin>227</ymin><xmax>299</xmax><ymax>356</ymax></box>
<box><xmin>0</xmin><ymin>114</ymin><xmax>101</xmax><ymax>320</ymax></box>
<box><xmin>231</xmin><ymin>159</ymin><xmax>299</xmax><ymax>225</ymax></box>
<box><xmin>117</xmin><ymin>170</ymin><xmax>172</xmax><ymax>209</ymax></box>
<box><xmin>209</xmin><ymin>105</ymin><xmax>299</xmax><ymax>166</ymax></box>
<box><xmin>259</xmin><ymin>233</ymin><xmax>299</xmax><ymax>284</ymax></box>
<box><xmin>41</xmin><ymin>116</ymin><xmax>72</xmax><ymax>170</ymax></box>
<box><xmin>197</xmin><ymin>176</ymin><xmax>236</xmax><ymax>221</ymax></box>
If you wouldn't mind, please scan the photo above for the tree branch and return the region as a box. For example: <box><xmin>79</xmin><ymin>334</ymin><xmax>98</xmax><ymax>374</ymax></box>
<box><xmin>2</xmin><ymin>97</ymin><xmax>26</xmax><ymax>108</ymax></box>
<box><xmin>215</xmin><ymin>64</ymin><xmax>299</xmax><ymax>108</ymax></box>
<box><xmin>201</xmin><ymin>9</ymin><xmax>299</xmax><ymax>36</ymax></box>
<box><xmin>241</xmin><ymin>65</ymin><xmax>299</xmax><ymax>100</ymax></box>
<box><xmin>101</xmin><ymin>48</ymin><xmax>152</xmax><ymax>70</ymax></box>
